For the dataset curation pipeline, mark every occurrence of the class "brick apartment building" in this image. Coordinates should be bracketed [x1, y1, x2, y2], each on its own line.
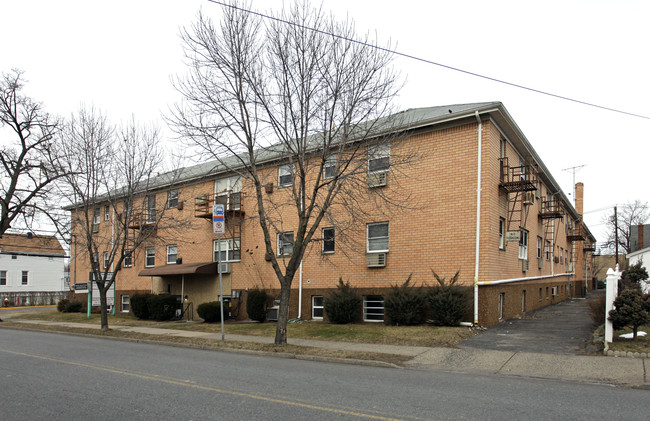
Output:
[68, 102, 596, 327]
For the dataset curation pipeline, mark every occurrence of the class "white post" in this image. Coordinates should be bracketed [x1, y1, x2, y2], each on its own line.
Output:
[604, 265, 621, 345]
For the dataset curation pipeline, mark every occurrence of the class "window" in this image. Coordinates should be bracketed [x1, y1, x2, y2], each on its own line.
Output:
[167, 190, 178, 209]
[498, 293, 505, 320]
[11, 254, 17, 260]
[213, 238, 241, 262]
[312, 296, 324, 319]
[92, 252, 99, 265]
[123, 252, 133, 268]
[322, 228, 335, 254]
[93, 207, 101, 225]
[121, 295, 130, 313]
[518, 229, 528, 260]
[104, 204, 110, 221]
[167, 245, 178, 264]
[145, 247, 155, 267]
[278, 164, 293, 187]
[324, 156, 337, 179]
[0, 271, 6, 286]
[521, 290, 526, 312]
[537, 236, 542, 259]
[559, 247, 564, 264]
[21, 271, 28, 286]
[368, 144, 390, 173]
[277, 232, 293, 256]
[545, 240, 551, 261]
[499, 218, 505, 249]
[103, 251, 109, 269]
[146, 195, 156, 223]
[363, 295, 384, 322]
[215, 176, 242, 210]
[367, 222, 389, 253]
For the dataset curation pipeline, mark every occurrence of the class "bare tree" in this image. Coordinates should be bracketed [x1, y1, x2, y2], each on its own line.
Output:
[602, 200, 649, 254]
[171, 1, 410, 345]
[0, 69, 67, 237]
[58, 106, 174, 330]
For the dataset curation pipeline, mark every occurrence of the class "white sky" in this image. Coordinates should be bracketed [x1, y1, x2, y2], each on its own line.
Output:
[2, 0, 649, 248]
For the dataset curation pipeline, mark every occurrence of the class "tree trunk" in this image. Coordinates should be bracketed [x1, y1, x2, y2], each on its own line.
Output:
[99, 285, 109, 331]
[274, 283, 292, 345]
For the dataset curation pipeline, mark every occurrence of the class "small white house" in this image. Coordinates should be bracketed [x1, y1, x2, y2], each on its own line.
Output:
[0, 233, 67, 306]
[626, 247, 650, 294]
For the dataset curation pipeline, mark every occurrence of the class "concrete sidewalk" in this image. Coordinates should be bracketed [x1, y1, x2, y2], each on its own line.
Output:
[3, 318, 648, 388]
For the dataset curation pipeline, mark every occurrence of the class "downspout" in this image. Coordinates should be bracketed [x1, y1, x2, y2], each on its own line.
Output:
[473, 111, 482, 326]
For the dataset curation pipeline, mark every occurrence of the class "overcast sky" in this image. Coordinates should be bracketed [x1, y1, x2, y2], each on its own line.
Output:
[2, 0, 649, 248]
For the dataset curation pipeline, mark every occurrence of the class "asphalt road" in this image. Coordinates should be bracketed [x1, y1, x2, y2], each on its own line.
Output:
[1, 329, 648, 420]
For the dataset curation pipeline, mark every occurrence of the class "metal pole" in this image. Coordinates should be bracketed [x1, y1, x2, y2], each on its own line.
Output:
[181, 274, 185, 320]
[218, 233, 225, 343]
[614, 206, 619, 266]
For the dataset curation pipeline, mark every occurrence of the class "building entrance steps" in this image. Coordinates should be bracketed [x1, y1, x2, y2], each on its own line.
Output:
[459, 292, 600, 355]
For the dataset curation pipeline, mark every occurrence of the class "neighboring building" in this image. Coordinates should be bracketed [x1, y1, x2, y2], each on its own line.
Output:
[626, 247, 650, 294]
[68, 102, 596, 327]
[630, 224, 650, 253]
[0, 233, 68, 306]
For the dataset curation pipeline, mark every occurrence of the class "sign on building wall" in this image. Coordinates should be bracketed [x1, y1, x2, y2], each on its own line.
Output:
[505, 231, 521, 242]
[89, 272, 115, 306]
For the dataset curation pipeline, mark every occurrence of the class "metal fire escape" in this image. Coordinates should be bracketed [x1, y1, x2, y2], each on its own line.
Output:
[194, 191, 245, 242]
[499, 157, 539, 233]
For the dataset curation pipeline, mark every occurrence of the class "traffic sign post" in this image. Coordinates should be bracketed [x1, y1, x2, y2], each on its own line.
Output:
[213, 204, 226, 342]
[213, 204, 225, 234]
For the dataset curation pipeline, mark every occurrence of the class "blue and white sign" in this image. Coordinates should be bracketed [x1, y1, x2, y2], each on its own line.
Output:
[213, 204, 225, 234]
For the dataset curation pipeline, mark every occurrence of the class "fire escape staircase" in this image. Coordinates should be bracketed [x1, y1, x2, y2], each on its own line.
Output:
[194, 191, 244, 246]
[499, 157, 539, 233]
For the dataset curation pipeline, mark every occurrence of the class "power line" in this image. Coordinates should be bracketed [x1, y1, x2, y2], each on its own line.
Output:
[207, 0, 650, 121]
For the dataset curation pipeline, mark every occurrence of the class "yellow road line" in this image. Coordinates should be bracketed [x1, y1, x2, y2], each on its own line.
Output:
[0, 348, 414, 421]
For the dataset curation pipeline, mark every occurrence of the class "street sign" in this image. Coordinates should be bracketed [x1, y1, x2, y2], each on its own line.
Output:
[213, 204, 225, 234]
[74, 283, 88, 292]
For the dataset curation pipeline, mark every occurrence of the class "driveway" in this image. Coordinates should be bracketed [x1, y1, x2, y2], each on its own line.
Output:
[460, 292, 600, 355]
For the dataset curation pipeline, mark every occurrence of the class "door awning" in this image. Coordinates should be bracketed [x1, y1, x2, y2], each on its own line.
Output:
[138, 262, 217, 277]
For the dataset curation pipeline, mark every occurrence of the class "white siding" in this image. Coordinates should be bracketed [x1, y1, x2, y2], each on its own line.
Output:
[0, 254, 66, 292]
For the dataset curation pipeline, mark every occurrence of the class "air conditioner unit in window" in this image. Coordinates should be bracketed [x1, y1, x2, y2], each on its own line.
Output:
[266, 306, 279, 321]
[538, 257, 544, 269]
[218, 262, 231, 274]
[523, 192, 535, 206]
[367, 171, 387, 188]
[567, 263, 575, 272]
[366, 253, 387, 267]
[554, 256, 560, 264]
[522, 259, 529, 272]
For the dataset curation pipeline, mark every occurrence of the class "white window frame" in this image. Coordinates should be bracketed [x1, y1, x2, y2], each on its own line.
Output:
[215, 176, 242, 210]
[121, 295, 130, 313]
[21, 271, 28, 286]
[323, 156, 337, 179]
[145, 247, 155, 267]
[545, 240, 551, 261]
[498, 292, 505, 320]
[499, 218, 505, 249]
[312, 295, 324, 319]
[363, 295, 384, 322]
[367, 222, 389, 253]
[322, 227, 335, 254]
[167, 189, 178, 209]
[278, 164, 293, 188]
[92, 207, 101, 225]
[104, 204, 110, 221]
[537, 236, 542, 259]
[368, 144, 390, 173]
[518, 229, 528, 260]
[167, 245, 178, 264]
[277, 232, 294, 256]
[145, 195, 156, 223]
[123, 252, 133, 268]
[0, 270, 6, 286]
[213, 238, 241, 262]
[103, 251, 109, 269]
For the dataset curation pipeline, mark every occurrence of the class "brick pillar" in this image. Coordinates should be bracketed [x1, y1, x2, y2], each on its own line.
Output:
[639, 225, 644, 252]
[574, 182, 584, 215]
[574, 183, 585, 292]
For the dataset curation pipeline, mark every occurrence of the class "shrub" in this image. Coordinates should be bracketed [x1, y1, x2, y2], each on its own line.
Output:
[63, 301, 83, 313]
[609, 288, 650, 340]
[57, 299, 69, 312]
[130, 293, 154, 319]
[146, 294, 178, 321]
[197, 301, 222, 323]
[587, 292, 607, 325]
[620, 262, 649, 291]
[427, 270, 470, 326]
[384, 275, 426, 326]
[246, 288, 268, 322]
[324, 279, 361, 324]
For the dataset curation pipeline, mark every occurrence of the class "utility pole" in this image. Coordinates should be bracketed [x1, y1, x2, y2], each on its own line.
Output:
[614, 206, 619, 266]
[562, 165, 586, 205]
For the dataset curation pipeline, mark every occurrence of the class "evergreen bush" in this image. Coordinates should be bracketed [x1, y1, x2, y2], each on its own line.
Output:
[608, 288, 650, 340]
[63, 301, 83, 313]
[130, 293, 153, 319]
[384, 275, 426, 325]
[427, 270, 470, 326]
[57, 299, 69, 312]
[246, 288, 268, 322]
[197, 301, 222, 323]
[324, 279, 361, 324]
[146, 294, 178, 321]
